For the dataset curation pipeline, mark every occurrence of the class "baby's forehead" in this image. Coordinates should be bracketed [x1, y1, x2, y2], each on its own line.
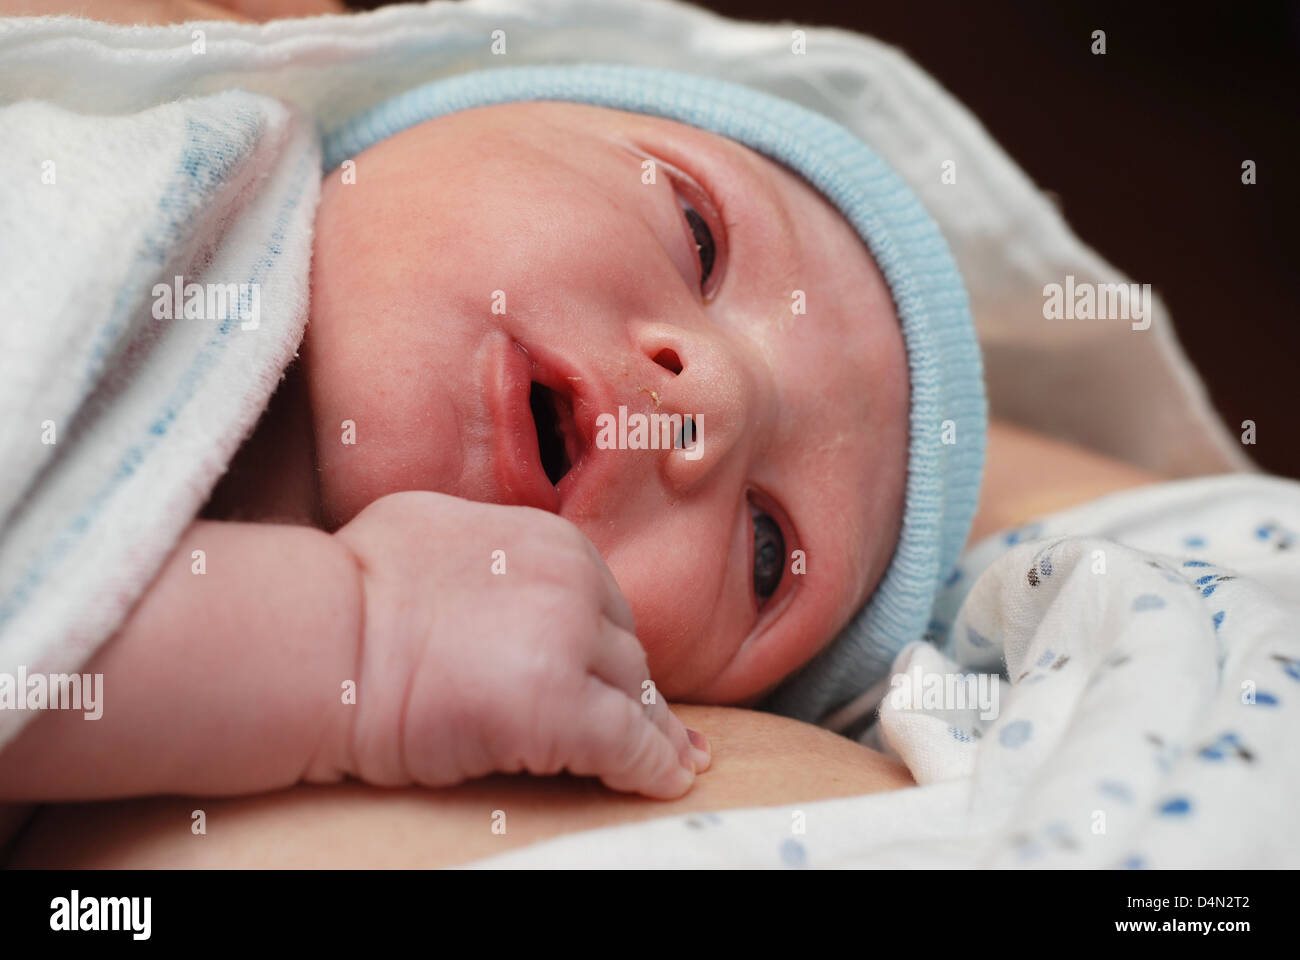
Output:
[414, 99, 784, 177]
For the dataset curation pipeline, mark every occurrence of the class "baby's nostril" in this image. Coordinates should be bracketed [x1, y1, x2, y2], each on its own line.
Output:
[652, 348, 683, 375]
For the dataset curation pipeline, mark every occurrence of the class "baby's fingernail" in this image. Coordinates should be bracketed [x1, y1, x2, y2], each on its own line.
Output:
[685, 728, 711, 772]
[686, 727, 710, 755]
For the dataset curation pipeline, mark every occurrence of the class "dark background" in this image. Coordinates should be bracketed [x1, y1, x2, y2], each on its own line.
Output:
[353, 0, 1300, 477]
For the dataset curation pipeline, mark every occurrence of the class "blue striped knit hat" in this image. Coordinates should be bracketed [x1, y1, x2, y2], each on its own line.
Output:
[322, 63, 987, 725]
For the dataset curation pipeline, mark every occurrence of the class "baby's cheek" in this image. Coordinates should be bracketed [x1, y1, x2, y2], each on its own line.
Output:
[627, 594, 698, 698]
[604, 546, 744, 700]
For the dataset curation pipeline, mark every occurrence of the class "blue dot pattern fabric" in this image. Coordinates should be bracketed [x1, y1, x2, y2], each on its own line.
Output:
[875, 473, 1300, 868]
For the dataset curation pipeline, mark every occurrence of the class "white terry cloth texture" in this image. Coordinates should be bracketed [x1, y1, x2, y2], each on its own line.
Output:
[470, 474, 1300, 867]
[0, 93, 320, 749]
[0, 0, 1252, 751]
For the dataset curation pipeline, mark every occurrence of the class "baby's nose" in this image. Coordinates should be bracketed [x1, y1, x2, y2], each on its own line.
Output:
[630, 325, 751, 496]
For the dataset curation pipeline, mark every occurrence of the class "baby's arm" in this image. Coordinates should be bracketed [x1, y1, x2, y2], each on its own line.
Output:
[0, 520, 361, 800]
[0, 492, 706, 802]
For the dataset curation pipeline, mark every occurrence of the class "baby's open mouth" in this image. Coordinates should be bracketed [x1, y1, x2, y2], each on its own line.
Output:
[492, 337, 597, 514]
[529, 382, 579, 487]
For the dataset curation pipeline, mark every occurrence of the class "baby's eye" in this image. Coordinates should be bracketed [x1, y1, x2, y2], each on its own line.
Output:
[751, 504, 785, 604]
[680, 202, 715, 292]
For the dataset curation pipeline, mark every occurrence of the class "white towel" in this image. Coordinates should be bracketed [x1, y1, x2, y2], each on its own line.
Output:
[0, 90, 319, 748]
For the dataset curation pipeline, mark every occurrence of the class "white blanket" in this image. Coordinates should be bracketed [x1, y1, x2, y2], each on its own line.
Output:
[0, 90, 318, 749]
[472, 474, 1300, 867]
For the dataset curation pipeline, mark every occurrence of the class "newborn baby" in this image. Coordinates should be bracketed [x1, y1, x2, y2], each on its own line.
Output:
[324, 97, 912, 788]
[1, 66, 982, 804]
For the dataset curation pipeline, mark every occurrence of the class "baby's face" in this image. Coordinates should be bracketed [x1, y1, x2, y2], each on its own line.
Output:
[307, 101, 908, 705]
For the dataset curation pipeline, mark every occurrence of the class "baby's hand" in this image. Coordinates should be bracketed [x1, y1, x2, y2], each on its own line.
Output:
[333, 491, 710, 799]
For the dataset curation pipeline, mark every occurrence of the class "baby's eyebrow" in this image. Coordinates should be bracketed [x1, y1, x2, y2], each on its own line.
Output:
[714, 141, 802, 262]
[621, 125, 803, 271]
[610, 138, 668, 178]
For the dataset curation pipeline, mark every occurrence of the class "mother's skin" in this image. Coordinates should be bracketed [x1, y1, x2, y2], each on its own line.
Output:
[3, 421, 1160, 867]
[6, 705, 909, 868]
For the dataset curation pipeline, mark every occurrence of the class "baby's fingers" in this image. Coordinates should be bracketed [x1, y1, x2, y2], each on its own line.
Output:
[581, 539, 636, 635]
[568, 674, 696, 800]
[590, 623, 711, 775]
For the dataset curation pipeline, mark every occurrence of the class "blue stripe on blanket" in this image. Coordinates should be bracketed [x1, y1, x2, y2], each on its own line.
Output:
[0, 120, 310, 631]
[80, 108, 267, 398]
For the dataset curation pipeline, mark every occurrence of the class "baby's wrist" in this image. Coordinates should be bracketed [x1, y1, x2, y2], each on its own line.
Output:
[301, 692, 359, 785]
[299, 533, 369, 785]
